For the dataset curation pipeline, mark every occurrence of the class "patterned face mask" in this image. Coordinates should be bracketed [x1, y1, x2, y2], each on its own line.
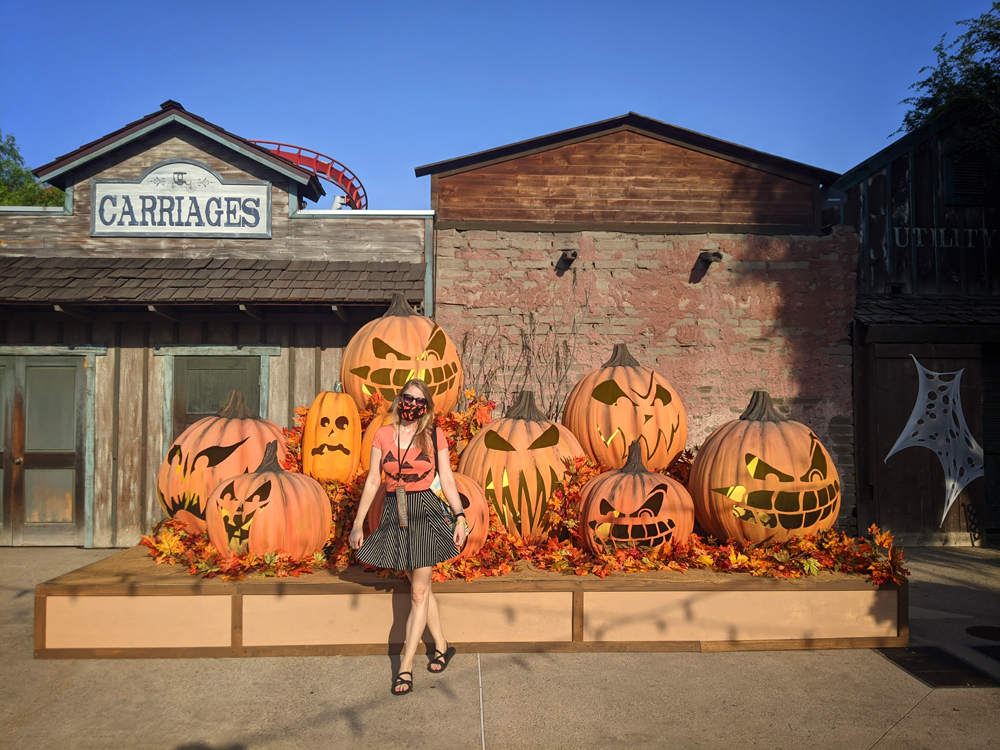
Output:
[398, 395, 429, 422]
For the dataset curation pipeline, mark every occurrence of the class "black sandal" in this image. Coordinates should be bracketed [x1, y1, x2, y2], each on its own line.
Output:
[428, 646, 456, 673]
[392, 671, 413, 695]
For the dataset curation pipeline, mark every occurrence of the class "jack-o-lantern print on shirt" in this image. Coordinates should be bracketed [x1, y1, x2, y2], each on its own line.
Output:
[564, 344, 687, 471]
[458, 391, 584, 541]
[340, 293, 464, 414]
[689, 390, 841, 544]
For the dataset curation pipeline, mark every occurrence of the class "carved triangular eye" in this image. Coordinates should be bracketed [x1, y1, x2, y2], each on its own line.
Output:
[653, 384, 672, 406]
[247, 479, 272, 508]
[599, 499, 616, 515]
[484, 431, 516, 451]
[372, 338, 412, 360]
[592, 380, 634, 406]
[424, 327, 448, 358]
[799, 438, 828, 482]
[528, 425, 561, 450]
[631, 486, 666, 516]
[745, 454, 793, 482]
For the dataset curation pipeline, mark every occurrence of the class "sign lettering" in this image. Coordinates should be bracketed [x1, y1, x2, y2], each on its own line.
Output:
[91, 159, 271, 238]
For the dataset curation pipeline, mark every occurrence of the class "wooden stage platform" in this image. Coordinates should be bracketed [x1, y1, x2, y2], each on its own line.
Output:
[34, 547, 908, 659]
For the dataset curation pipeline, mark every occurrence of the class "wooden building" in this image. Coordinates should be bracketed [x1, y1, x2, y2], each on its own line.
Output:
[0, 101, 433, 547]
[417, 113, 862, 533]
[831, 113, 999, 545]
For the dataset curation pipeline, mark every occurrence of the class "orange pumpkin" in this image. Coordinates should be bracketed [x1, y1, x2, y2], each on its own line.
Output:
[457, 391, 584, 540]
[341, 293, 464, 413]
[363, 473, 490, 561]
[563, 344, 687, 471]
[302, 383, 361, 483]
[360, 411, 394, 473]
[578, 440, 694, 553]
[206, 440, 331, 559]
[156, 390, 288, 534]
[689, 390, 841, 544]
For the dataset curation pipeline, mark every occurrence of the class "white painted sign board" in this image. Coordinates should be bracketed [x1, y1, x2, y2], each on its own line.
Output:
[91, 159, 271, 238]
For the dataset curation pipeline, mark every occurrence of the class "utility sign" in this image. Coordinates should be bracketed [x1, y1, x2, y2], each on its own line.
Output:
[91, 158, 271, 238]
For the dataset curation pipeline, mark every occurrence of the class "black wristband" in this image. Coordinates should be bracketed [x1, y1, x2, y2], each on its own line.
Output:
[454, 512, 466, 518]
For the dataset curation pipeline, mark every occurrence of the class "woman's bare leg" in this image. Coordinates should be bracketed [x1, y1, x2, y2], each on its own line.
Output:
[397, 566, 433, 690]
[426, 590, 448, 668]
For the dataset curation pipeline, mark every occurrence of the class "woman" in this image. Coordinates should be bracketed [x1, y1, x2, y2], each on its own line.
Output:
[350, 379, 469, 696]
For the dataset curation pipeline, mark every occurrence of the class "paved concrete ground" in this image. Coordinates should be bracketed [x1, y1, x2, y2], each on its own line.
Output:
[2, 546, 999, 750]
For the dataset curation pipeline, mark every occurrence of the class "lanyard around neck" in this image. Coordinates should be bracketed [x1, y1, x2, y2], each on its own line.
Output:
[394, 426, 417, 482]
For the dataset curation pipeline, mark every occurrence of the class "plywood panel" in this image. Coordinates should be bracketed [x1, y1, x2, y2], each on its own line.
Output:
[46, 595, 231, 648]
[436, 130, 817, 230]
[115, 323, 146, 546]
[241, 591, 574, 646]
[292, 325, 317, 412]
[583, 590, 897, 642]
[266, 323, 290, 428]
[145, 348, 164, 531]
[319, 323, 346, 392]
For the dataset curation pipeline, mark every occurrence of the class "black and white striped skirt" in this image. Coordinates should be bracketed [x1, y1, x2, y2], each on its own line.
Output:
[356, 489, 458, 571]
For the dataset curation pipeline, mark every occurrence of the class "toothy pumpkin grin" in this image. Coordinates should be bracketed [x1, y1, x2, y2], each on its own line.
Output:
[589, 496, 678, 548]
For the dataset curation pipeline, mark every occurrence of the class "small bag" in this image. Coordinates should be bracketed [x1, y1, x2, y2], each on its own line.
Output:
[430, 429, 455, 526]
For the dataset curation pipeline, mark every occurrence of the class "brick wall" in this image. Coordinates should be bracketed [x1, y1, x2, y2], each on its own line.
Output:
[436, 226, 860, 533]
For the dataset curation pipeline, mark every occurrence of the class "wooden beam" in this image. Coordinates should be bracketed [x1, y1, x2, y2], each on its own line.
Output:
[330, 305, 347, 322]
[239, 304, 265, 323]
[147, 305, 178, 322]
[53, 304, 95, 321]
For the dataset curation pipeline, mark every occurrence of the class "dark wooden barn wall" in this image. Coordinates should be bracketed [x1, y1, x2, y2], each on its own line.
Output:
[434, 130, 818, 232]
[844, 132, 1000, 296]
[0, 318, 349, 547]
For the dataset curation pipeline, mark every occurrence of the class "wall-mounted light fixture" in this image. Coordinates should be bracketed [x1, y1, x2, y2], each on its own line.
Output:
[689, 250, 722, 284]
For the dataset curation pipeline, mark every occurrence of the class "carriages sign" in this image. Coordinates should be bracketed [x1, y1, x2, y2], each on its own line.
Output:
[91, 158, 271, 238]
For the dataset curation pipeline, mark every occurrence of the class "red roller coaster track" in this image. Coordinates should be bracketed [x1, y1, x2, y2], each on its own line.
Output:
[249, 141, 367, 210]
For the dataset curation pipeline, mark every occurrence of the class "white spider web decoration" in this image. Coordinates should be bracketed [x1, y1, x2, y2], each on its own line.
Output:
[885, 355, 984, 527]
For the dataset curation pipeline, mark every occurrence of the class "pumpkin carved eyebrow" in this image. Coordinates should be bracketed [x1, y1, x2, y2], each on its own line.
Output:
[528, 425, 561, 450]
[799, 437, 828, 482]
[484, 431, 516, 451]
[591, 380, 634, 406]
[372, 338, 412, 360]
[653, 384, 673, 406]
[423, 327, 448, 358]
[632, 487, 667, 516]
[194, 438, 249, 469]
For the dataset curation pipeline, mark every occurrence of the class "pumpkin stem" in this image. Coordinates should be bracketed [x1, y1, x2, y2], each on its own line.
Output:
[739, 390, 786, 422]
[255, 440, 284, 473]
[333, 381, 344, 393]
[602, 344, 641, 368]
[216, 390, 258, 420]
[384, 292, 419, 318]
[621, 440, 648, 474]
[505, 391, 548, 422]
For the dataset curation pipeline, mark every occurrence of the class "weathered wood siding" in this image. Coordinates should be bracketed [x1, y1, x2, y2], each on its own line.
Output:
[0, 318, 358, 547]
[434, 130, 819, 232]
[0, 123, 426, 262]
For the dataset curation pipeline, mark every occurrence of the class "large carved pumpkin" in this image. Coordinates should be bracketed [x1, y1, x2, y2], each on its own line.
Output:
[156, 390, 288, 534]
[579, 440, 694, 553]
[563, 344, 687, 471]
[689, 391, 841, 544]
[360, 411, 394, 473]
[302, 383, 361, 483]
[364, 472, 490, 562]
[206, 441, 332, 559]
[341, 293, 464, 413]
[458, 391, 584, 540]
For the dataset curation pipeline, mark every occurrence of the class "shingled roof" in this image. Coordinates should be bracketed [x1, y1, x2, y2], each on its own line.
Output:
[855, 295, 1000, 325]
[0, 257, 424, 305]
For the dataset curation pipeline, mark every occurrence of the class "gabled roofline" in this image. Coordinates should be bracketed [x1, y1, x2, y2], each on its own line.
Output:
[414, 112, 840, 185]
[33, 100, 325, 202]
[831, 110, 961, 191]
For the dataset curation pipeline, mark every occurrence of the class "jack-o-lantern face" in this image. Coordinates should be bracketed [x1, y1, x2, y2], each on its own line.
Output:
[206, 441, 331, 559]
[690, 390, 841, 544]
[458, 391, 584, 540]
[563, 345, 687, 471]
[712, 434, 840, 532]
[302, 386, 361, 484]
[579, 440, 695, 553]
[156, 391, 287, 534]
[341, 293, 464, 413]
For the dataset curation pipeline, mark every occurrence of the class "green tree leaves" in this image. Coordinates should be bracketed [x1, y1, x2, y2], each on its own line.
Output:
[0, 130, 65, 207]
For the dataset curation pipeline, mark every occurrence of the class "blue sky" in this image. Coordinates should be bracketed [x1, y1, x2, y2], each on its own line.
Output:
[1, 1, 993, 209]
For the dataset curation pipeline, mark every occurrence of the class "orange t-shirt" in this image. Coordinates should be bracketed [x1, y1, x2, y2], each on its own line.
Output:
[372, 425, 448, 491]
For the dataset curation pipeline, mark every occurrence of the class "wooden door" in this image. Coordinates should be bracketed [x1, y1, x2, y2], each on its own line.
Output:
[869, 344, 983, 540]
[172, 356, 261, 441]
[1, 356, 86, 546]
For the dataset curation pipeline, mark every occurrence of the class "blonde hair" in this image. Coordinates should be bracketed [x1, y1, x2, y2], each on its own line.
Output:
[390, 379, 436, 456]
